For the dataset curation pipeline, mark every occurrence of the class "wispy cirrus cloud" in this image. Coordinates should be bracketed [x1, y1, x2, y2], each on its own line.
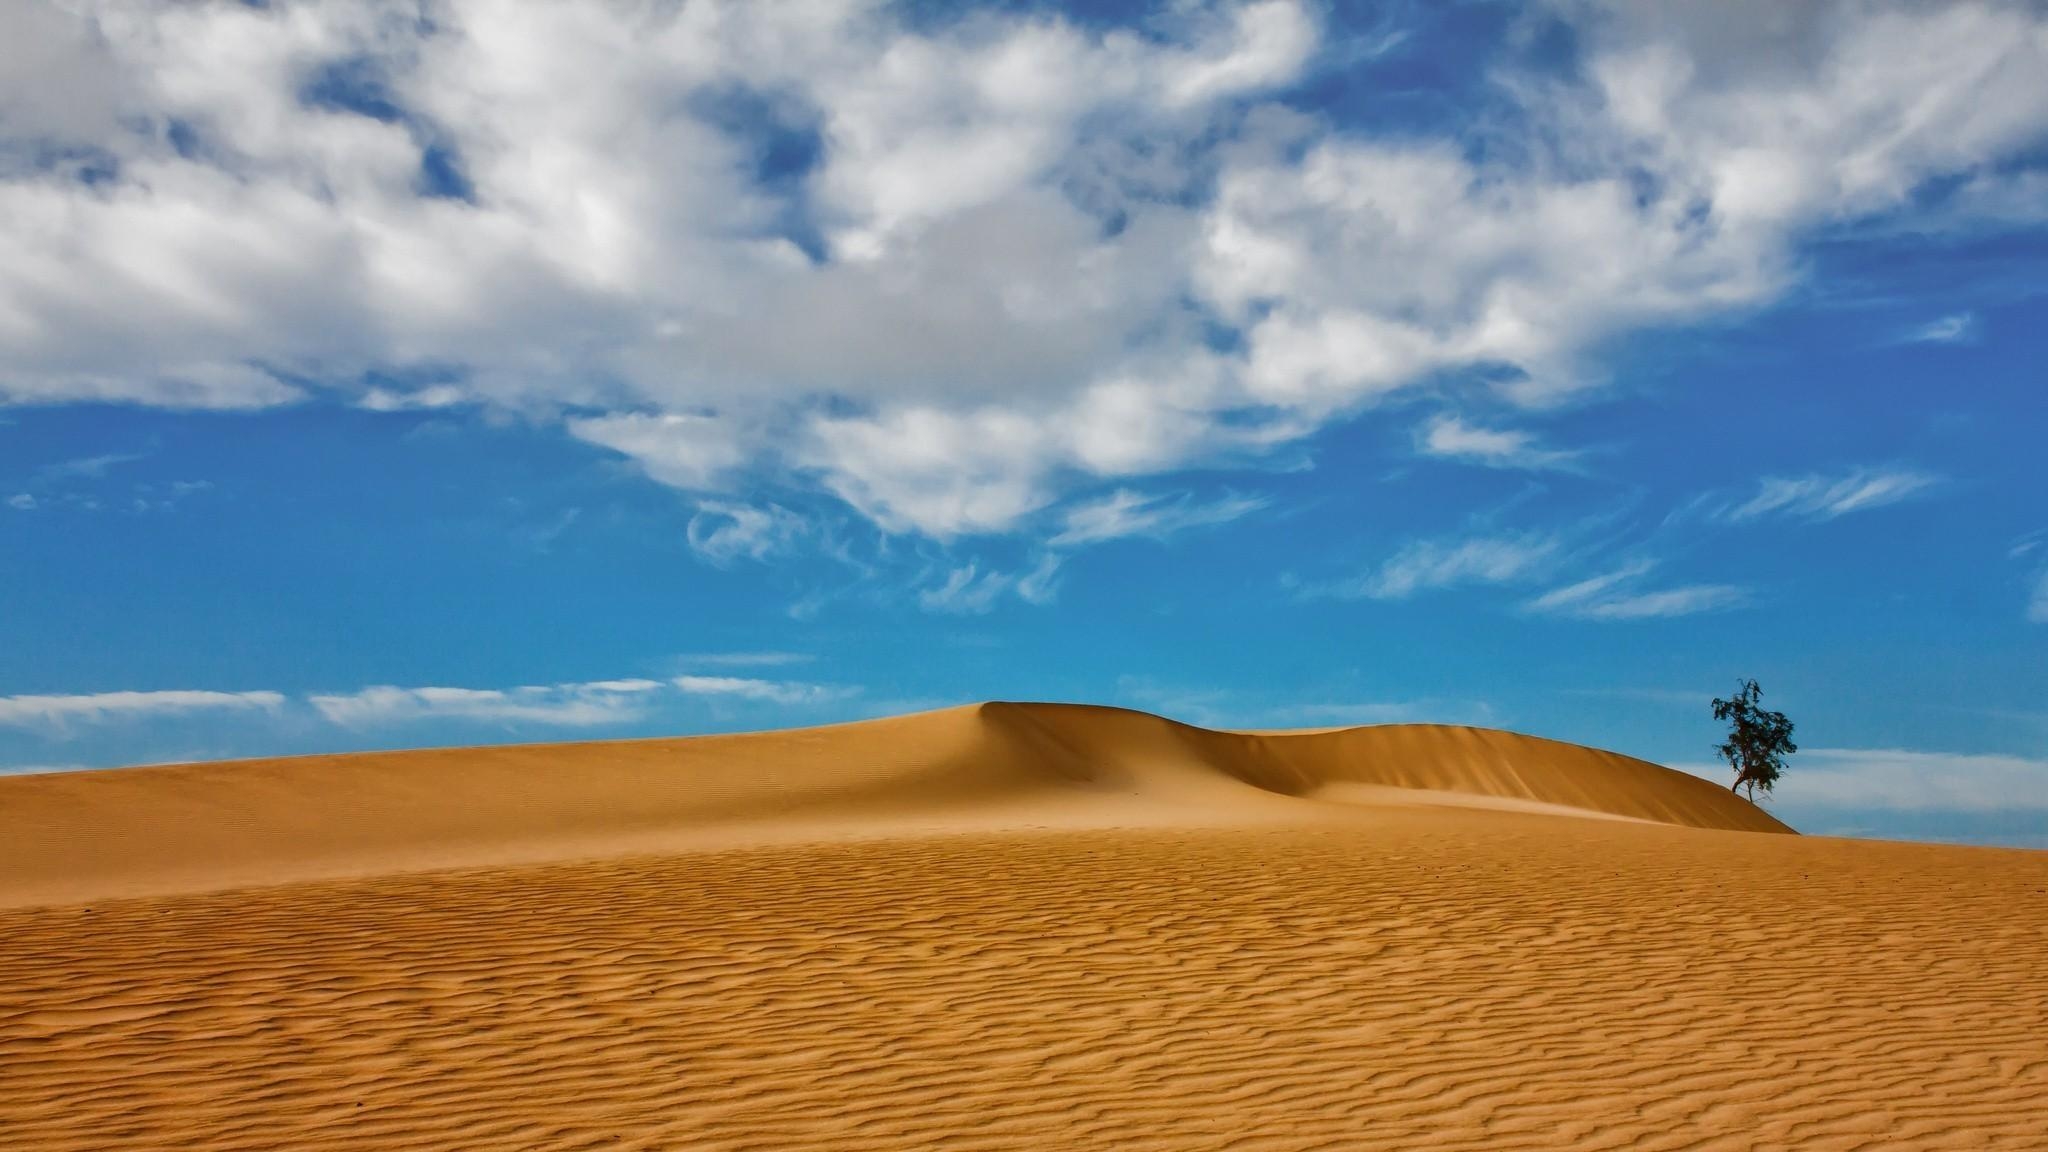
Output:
[675, 651, 815, 669]
[1898, 312, 1980, 345]
[34, 452, 148, 483]
[1526, 561, 1749, 621]
[1049, 489, 1265, 547]
[0, 689, 286, 731]
[672, 676, 855, 705]
[2, 673, 861, 739]
[917, 554, 1062, 614]
[309, 680, 669, 728]
[685, 501, 815, 566]
[1714, 467, 1942, 523]
[1336, 532, 1560, 600]
[1116, 674, 1494, 731]
[310, 674, 862, 726]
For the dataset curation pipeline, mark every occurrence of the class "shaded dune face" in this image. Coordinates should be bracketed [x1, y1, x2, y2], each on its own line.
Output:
[0, 702, 1782, 907]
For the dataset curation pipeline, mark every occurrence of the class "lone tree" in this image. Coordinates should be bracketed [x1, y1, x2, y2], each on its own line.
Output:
[1712, 679, 1797, 802]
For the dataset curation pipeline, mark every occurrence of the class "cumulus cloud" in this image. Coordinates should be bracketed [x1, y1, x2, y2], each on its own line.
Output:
[2, 1, 2045, 539]
[572, 412, 750, 492]
[1718, 467, 1941, 522]
[1526, 561, 1749, 620]
[0, 689, 286, 730]
[356, 384, 471, 412]
[1415, 415, 1582, 472]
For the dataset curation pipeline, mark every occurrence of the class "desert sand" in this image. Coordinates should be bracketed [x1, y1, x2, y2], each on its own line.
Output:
[2, 702, 2044, 1149]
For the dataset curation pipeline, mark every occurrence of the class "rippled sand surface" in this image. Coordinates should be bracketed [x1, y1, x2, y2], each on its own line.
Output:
[3, 704, 2043, 1149]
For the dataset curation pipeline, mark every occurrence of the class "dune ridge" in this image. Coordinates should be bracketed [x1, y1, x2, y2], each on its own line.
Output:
[0, 702, 1782, 907]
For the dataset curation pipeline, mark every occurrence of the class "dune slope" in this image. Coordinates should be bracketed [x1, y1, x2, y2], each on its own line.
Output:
[5, 704, 2042, 1150]
[0, 702, 1782, 905]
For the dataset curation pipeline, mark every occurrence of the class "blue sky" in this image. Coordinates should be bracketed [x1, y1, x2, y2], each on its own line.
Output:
[2, 0, 2045, 847]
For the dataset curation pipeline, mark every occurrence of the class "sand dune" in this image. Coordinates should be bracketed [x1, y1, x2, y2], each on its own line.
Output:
[0, 703, 1783, 906]
[3, 704, 2043, 1149]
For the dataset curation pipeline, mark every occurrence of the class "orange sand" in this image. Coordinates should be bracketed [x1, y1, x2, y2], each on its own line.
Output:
[2, 703, 2043, 1149]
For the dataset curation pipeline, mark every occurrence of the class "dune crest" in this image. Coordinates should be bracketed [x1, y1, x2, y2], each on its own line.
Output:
[1, 702, 1780, 907]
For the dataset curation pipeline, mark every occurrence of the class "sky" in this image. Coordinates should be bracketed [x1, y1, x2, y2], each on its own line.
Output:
[2, 0, 2045, 848]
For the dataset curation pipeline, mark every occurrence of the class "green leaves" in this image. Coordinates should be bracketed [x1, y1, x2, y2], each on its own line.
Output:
[1712, 679, 1798, 802]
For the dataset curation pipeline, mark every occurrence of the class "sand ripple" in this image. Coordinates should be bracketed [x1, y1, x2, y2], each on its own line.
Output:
[4, 812, 2044, 1150]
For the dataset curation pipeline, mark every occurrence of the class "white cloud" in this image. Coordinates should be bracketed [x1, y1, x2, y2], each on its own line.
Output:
[36, 452, 146, 482]
[1546, 583, 1748, 621]
[309, 679, 664, 728]
[1720, 467, 1941, 522]
[1, 1, 2044, 542]
[1344, 533, 1558, 600]
[675, 651, 814, 668]
[573, 413, 750, 492]
[1116, 674, 1492, 730]
[1673, 747, 2048, 813]
[684, 500, 812, 565]
[1266, 701, 1427, 727]
[1900, 312, 1979, 345]
[672, 675, 854, 705]
[0, 762, 95, 777]
[1527, 560, 1749, 620]
[1416, 415, 1581, 472]
[0, 673, 859, 739]
[806, 405, 1057, 538]
[2028, 568, 2048, 624]
[918, 554, 1062, 614]
[0, 689, 285, 730]
[359, 384, 471, 412]
[1050, 489, 1264, 547]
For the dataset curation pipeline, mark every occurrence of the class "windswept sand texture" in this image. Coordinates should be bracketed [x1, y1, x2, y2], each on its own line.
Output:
[3, 703, 2045, 1149]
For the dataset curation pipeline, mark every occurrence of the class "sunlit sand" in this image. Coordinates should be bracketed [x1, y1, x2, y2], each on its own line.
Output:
[3, 703, 2043, 1148]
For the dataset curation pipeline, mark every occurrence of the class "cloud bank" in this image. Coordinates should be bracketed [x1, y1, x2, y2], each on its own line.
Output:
[3, 0, 2045, 544]
[4, 674, 854, 736]
[1676, 748, 2048, 815]
[0, 689, 286, 730]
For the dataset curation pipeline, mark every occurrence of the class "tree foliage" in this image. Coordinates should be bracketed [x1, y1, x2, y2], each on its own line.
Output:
[1712, 679, 1797, 802]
